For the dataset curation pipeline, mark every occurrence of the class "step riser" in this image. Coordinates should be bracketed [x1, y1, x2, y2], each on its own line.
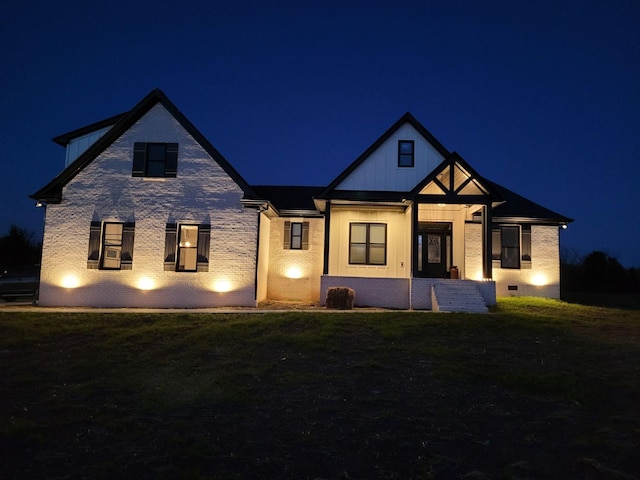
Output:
[432, 283, 488, 313]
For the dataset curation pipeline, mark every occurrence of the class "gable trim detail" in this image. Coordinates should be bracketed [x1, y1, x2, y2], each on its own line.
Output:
[410, 152, 502, 203]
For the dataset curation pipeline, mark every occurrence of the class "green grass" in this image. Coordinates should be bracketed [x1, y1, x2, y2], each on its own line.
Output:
[1, 298, 639, 479]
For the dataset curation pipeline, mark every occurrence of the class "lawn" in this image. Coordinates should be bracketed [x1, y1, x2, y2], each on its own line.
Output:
[1, 298, 639, 479]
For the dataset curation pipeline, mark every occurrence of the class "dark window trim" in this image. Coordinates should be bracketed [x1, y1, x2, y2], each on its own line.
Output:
[492, 224, 524, 270]
[398, 140, 415, 168]
[165, 223, 210, 272]
[132, 142, 178, 178]
[176, 224, 200, 272]
[290, 222, 303, 250]
[283, 221, 309, 250]
[100, 222, 124, 270]
[87, 221, 135, 271]
[349, 222, 387, 265]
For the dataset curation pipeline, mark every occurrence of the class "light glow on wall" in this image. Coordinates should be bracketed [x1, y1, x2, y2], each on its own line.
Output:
[137, 276, 156, 290]
[61, 275, 80, 289]
[531, 273, 548, 286]
[285, 265, 303, 279]
[213, 279, 233, 293]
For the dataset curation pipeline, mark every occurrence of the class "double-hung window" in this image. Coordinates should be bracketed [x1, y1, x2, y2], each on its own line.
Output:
[132, 142, 178, 178]
[164, 223, 211, 272]
[349, 223, 387, 265]
[87, 221, 135, 270]
[283, 221, 309, 250]
[492, 225, 532, 269]
[398, 140, 414, 167]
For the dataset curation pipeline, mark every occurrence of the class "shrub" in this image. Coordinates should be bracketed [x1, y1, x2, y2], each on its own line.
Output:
[325, 287, 355, 310]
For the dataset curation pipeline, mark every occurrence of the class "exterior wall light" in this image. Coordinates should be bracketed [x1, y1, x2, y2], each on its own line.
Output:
[285, 265, 303, 279]
[61, 275, 80, 289]
[531, 274, 548, 286]
[213, 279, 232, 293]
[137, 277, 155, 290]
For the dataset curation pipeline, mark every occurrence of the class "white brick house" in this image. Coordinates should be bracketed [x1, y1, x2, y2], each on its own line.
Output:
[31, 90, 571, 310]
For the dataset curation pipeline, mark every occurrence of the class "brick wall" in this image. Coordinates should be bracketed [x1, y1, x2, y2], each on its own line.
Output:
[39, 104, 258, 307]
[320, 276, 410, 309]
[266, 217, 324, 302]
[493, 225, 560, 298]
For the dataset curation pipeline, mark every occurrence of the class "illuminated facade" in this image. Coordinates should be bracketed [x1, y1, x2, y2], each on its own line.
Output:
[32, 90, 571, 310]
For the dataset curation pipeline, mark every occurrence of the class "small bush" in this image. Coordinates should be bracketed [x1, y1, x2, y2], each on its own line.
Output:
[325, 287, 355, 310]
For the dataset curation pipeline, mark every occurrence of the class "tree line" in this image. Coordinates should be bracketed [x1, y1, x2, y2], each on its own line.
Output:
[561, 249, 640, 293]
[0, 225, 42, 270]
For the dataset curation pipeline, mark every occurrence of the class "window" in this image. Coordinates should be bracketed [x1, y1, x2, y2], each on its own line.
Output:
[283, 221, 309, 250]
[398, 140, 414, 167]
[132, 142, 178, 178]
[164, 223, 210, 272]
[492, 225, 524, 269]
[349, 223, 387, 265]
[87, 221, 135, 270]
[178, 225, 198, 271]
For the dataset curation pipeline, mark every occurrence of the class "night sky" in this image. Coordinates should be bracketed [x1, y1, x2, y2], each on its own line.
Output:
[2, 1, 638, 267]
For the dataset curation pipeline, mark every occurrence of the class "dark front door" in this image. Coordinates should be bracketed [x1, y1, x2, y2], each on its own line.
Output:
[416, 223, 451, 278]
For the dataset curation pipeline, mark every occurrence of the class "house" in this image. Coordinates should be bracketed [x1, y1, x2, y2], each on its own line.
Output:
[31, 89, 572, 310]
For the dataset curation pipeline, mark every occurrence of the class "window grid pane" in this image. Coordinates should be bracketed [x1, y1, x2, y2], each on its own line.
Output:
[178, 225, 199, 271]
[290, 222, 302, 249]
[349, 223, 386, 265]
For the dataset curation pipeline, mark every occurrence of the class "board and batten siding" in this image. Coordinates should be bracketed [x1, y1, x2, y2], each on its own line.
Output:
[327, 206, 411, 278]
[39, 103, 258, 308]
[336, 123, 446, 192]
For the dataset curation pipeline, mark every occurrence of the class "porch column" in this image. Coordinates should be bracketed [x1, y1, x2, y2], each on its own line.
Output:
[323, 202, 331, 275]
[483, 203, 493, 279]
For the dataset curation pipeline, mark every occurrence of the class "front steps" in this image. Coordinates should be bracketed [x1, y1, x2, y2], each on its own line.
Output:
[431, 281, 489, 313]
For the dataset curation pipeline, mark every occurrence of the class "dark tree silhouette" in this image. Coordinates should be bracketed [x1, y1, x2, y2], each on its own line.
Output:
[561, 249, 640, 294]
[0, 225, 42, 270]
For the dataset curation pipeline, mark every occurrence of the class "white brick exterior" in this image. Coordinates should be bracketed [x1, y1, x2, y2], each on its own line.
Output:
[465, 222, 561, 299]
[492, 225, 561, 298]
[39, 104, 258, 307]
[36, 98, 565, 310]
[266, 217, 324, 302]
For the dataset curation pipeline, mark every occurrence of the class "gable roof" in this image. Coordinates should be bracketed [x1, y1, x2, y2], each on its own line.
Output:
[31, 89, 258, 204]
[320, 112, 451, 196]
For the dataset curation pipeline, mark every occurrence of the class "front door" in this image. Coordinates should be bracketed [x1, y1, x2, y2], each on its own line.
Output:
[416, 223, 451, 278]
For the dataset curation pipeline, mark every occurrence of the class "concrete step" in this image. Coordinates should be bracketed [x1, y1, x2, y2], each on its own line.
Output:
[432, 282, 488, 313]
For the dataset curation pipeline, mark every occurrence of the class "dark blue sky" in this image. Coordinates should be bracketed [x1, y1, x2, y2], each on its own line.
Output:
[2, 1, 639, 267]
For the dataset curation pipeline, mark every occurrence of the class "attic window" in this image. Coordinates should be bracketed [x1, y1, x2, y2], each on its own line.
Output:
[398, 140, 414, 168]
[132, 142, 178, 178]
